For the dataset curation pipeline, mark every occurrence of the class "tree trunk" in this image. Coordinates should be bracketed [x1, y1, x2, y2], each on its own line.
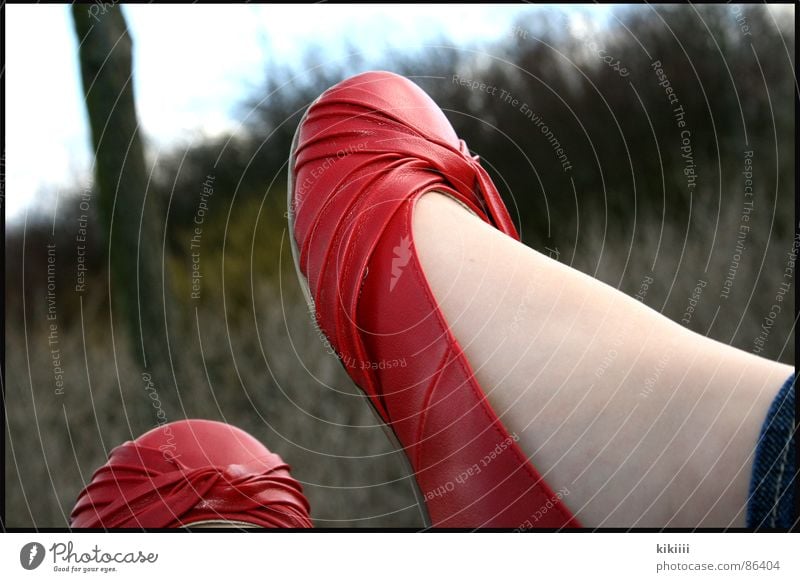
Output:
[72, 5, 180, 398]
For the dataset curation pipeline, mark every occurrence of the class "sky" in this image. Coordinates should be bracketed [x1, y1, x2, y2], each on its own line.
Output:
[4, 4, 615, 222]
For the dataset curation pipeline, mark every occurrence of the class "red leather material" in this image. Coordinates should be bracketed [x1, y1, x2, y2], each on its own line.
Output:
[292, 71, 579, 527]
[70, 419, 313, 528]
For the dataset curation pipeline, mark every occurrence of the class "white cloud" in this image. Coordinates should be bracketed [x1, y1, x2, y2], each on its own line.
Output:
[3, 4, 562, 221]
[5, 5, 91, 220]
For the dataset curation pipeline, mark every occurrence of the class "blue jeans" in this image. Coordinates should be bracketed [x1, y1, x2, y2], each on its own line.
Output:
[746, 374, 796, 528]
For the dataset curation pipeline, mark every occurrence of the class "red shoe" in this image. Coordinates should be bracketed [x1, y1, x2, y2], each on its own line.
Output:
[289, 71, 579, 528]
[70, 419, 313, 528]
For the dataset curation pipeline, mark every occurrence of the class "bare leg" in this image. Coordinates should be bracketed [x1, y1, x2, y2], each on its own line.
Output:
[413, 191, 792, 527]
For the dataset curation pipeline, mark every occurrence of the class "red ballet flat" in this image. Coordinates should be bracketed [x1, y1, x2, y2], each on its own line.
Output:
[289, 71, 579, 528]
[70, 419, 313, 528]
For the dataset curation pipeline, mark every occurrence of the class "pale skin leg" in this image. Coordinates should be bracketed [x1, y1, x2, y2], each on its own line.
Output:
[413, 191, 792, 527]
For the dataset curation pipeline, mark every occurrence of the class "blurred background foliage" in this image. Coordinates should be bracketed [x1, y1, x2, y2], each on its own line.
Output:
[5, 4, 795, 527]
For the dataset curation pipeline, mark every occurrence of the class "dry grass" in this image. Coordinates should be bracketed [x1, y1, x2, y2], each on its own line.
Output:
[564, 190, 795, 365]
[5, 271, 425, 527]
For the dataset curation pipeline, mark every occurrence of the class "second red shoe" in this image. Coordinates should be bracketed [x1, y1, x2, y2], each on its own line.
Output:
[71, 419, 313, 528]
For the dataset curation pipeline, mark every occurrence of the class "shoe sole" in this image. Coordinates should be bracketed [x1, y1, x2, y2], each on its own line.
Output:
[287, 104, 433, 528]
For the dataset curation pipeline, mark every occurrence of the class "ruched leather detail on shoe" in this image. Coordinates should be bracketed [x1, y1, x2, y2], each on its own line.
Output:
[71, 420, 313, 528]
[291, 71, 579, 528]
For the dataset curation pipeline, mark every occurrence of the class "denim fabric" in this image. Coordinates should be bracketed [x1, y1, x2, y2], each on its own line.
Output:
[746, 374, 796, 528]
